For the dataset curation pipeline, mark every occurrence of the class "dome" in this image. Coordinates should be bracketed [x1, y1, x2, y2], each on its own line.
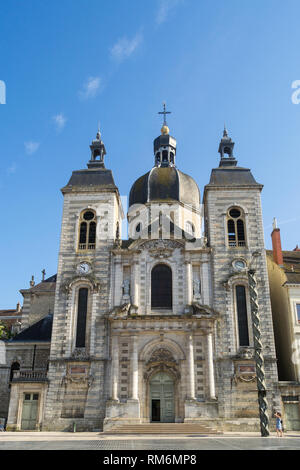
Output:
[129, 166, 200, 208]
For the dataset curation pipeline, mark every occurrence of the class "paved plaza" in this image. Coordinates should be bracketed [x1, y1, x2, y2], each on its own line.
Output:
[0, 432, 300, 450]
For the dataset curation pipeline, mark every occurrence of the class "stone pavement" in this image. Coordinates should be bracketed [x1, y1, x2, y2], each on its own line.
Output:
[0, 432, 300, 450]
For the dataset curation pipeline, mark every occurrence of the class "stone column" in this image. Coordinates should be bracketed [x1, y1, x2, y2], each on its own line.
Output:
[111, 335, 119, 401]
[114, 256, 122, 306]
[185, 261, 192, 306]
[132, 336, 139, 400]
[206, 330, 216, 400]
[131, 261, 139, 308]
[188, 334, 195, 399]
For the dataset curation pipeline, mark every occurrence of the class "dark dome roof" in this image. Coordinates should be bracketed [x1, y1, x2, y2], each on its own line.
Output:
[129, 167, 200, 207]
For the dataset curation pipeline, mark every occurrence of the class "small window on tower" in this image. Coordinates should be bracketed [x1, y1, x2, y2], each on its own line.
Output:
[227, 207, 246, 248]
[78, 210, 96, 251]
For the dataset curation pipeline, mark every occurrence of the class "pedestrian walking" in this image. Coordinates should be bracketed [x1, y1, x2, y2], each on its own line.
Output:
[274, 411, 283, 437]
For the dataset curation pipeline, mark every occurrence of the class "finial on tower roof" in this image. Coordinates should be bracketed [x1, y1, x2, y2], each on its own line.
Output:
[223, 123, 228, 138]
[158, 102, 171, 134]
[96, 122, 101, 140]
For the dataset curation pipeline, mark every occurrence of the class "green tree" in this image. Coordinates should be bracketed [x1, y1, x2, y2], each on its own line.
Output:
[0, 321, 13, 340]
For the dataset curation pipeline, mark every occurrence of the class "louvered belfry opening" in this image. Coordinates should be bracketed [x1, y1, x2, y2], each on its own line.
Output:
[151, 264, 172, 309]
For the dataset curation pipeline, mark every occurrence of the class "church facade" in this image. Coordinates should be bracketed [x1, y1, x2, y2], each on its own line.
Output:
[2, 120, 282, 432]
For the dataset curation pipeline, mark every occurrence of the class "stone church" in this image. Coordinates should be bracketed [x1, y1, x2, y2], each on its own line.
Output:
[0, 116, 282, 432]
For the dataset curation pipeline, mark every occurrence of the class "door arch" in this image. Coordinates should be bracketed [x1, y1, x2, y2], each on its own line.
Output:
[150, 372, 175, 422]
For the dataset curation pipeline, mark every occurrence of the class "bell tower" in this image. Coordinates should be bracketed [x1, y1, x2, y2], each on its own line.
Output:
[203, 127, 281, 425]
[154, 103, 177, 167]
[218, 126, 237, 166]
[88, 126, 107, 169]
[43, 127, 124, 431]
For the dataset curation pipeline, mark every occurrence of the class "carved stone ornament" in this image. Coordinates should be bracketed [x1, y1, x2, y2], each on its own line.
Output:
[144, 348, 180, 381]
[146, 348, 176, 365]
[61, 371, 94, 388]
[144, 363, 180, 381]
[61, 275, 101, 294]
[142, 239, 182, 259]
[109, 303, 131, 318]
[71, 347, 90, 361]
[222, 272, 248, 291]
[232, 363, 256, 384]
[236, 347, 254, 359]
[191, 302, 218, 317]
[232, 373, 256, 384]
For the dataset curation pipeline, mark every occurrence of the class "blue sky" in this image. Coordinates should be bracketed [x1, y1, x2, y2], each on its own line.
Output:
[1, 0, 300, 308]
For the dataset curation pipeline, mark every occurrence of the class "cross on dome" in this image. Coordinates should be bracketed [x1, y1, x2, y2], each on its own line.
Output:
[158, 102, 171, 135]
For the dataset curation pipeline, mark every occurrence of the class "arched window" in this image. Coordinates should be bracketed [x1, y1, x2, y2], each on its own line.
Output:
[151, 264, 172, 309]
[235, 285, 250, 346]
[10, 361, 20, 382]
[75, 288, 88, 348]
[78, 210, 96, 250]
[227, 207, 246, 247]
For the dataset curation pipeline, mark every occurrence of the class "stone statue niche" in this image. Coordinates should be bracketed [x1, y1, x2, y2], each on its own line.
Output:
[193, 279, 201, 300]
[122, 278, 131, 302]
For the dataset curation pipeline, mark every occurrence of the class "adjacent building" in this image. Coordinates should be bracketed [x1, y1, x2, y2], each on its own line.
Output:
[267, 222, 300, 430]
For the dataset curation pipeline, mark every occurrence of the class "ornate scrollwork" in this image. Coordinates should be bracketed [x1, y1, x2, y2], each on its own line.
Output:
[142, 239, 182, 259]
[144, 347, 180, 381]
[146, 348, 176, 365]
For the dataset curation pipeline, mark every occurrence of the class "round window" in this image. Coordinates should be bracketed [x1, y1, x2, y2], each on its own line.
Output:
[83, 211, 95, 221]
[229, 208, 241, 218]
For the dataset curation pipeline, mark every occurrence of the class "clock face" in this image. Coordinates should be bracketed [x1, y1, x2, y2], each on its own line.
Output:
[233, 260, 246, 271]
[77, 262, 90, 275]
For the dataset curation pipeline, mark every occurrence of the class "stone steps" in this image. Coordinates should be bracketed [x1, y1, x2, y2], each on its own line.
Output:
[104, 423, 222, 435]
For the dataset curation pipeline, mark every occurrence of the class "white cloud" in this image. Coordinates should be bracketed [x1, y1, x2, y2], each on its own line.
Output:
[156, 0, 183, 25]
[53, 113, 67, 131]
[79, 76, 102, 100]
[24, 141, 40, 155]
[110, 33, 142, 62]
